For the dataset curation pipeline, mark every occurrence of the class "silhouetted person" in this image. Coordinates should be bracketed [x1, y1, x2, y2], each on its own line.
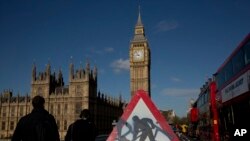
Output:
[12, 95, 60, 141]
[65, 109, 97, 141]
[132, 115, 155, 141]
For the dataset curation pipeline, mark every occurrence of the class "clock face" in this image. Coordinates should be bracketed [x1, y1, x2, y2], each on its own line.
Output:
[133, 49, 144, 61]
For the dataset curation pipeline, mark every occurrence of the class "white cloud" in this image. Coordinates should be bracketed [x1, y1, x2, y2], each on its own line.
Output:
[170, 77, 182, 82]
[111, 58, 129, 73]
[90, 47, 114, 54]
[154, 20, 179, 32]
[161, 88, 199, 97]
[104, 47, 114, 53]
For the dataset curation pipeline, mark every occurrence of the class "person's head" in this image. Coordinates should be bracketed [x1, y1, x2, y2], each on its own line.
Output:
[32, 95, 45, 109]
[191, 102, 197, 108]
[132, 115, 139, 121]
[80, 109, 90, 119]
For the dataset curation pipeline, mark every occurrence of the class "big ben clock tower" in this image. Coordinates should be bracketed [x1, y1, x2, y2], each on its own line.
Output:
[130, 10, 151, 98]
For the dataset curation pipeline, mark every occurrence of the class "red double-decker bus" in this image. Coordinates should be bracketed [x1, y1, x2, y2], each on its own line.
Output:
[214, 33, 250, 140]
[190, 33, 250, 140]
[192, 78, 220, 141]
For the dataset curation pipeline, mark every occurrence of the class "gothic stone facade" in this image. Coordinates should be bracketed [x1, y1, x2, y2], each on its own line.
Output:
[0, 62, 124, 140]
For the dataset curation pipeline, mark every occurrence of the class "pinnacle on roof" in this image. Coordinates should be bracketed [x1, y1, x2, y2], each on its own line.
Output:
[136, 6, 143, 27]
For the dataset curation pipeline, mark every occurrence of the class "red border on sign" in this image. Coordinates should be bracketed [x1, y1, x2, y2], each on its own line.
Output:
[107, 90, 179, 141]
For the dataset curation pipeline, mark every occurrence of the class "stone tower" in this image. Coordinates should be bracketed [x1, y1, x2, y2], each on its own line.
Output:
[129, 9, 151, 98]
[31, 63, 52, 98]
[68, 61, 97, 110]
[31, 62, 64, 98]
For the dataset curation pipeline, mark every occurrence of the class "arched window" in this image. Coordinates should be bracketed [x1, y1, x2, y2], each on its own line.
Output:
[37, 87, 43, 96]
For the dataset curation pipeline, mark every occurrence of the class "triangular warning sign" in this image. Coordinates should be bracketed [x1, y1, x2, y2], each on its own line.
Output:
[107, 90, 179, 141]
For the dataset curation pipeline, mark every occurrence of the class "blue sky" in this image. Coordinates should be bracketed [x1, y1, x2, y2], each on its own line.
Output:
[0, 0, 250, 117]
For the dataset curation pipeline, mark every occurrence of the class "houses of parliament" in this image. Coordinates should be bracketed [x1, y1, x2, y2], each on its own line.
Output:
[0, 61, 124, 139]
[0, 9, 151, 140]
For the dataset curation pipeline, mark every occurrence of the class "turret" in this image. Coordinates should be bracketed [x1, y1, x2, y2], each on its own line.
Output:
[57, 69, 64, 86]
[86, 61, 90, 74]
[69, 63, 74, 80]
[46, 63, 51, 81]
[31, 62, 53, 98]
[93, 65, 97, 81]
[32, 63, 36, 81]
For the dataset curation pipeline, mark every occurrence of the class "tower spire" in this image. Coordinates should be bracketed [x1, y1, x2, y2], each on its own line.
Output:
[136, 5, 143, 27]
[132, 5, 146, 42]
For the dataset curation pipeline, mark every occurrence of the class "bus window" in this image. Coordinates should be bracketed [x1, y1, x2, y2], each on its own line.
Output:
[216, 71, 225, 90]
[244, 40, 250, 65]
[232, 49, 245, 74]
[224, 61, 233, 83]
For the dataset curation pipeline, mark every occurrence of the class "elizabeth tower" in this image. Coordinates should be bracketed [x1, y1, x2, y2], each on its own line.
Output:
[129, 10, 151, 98]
